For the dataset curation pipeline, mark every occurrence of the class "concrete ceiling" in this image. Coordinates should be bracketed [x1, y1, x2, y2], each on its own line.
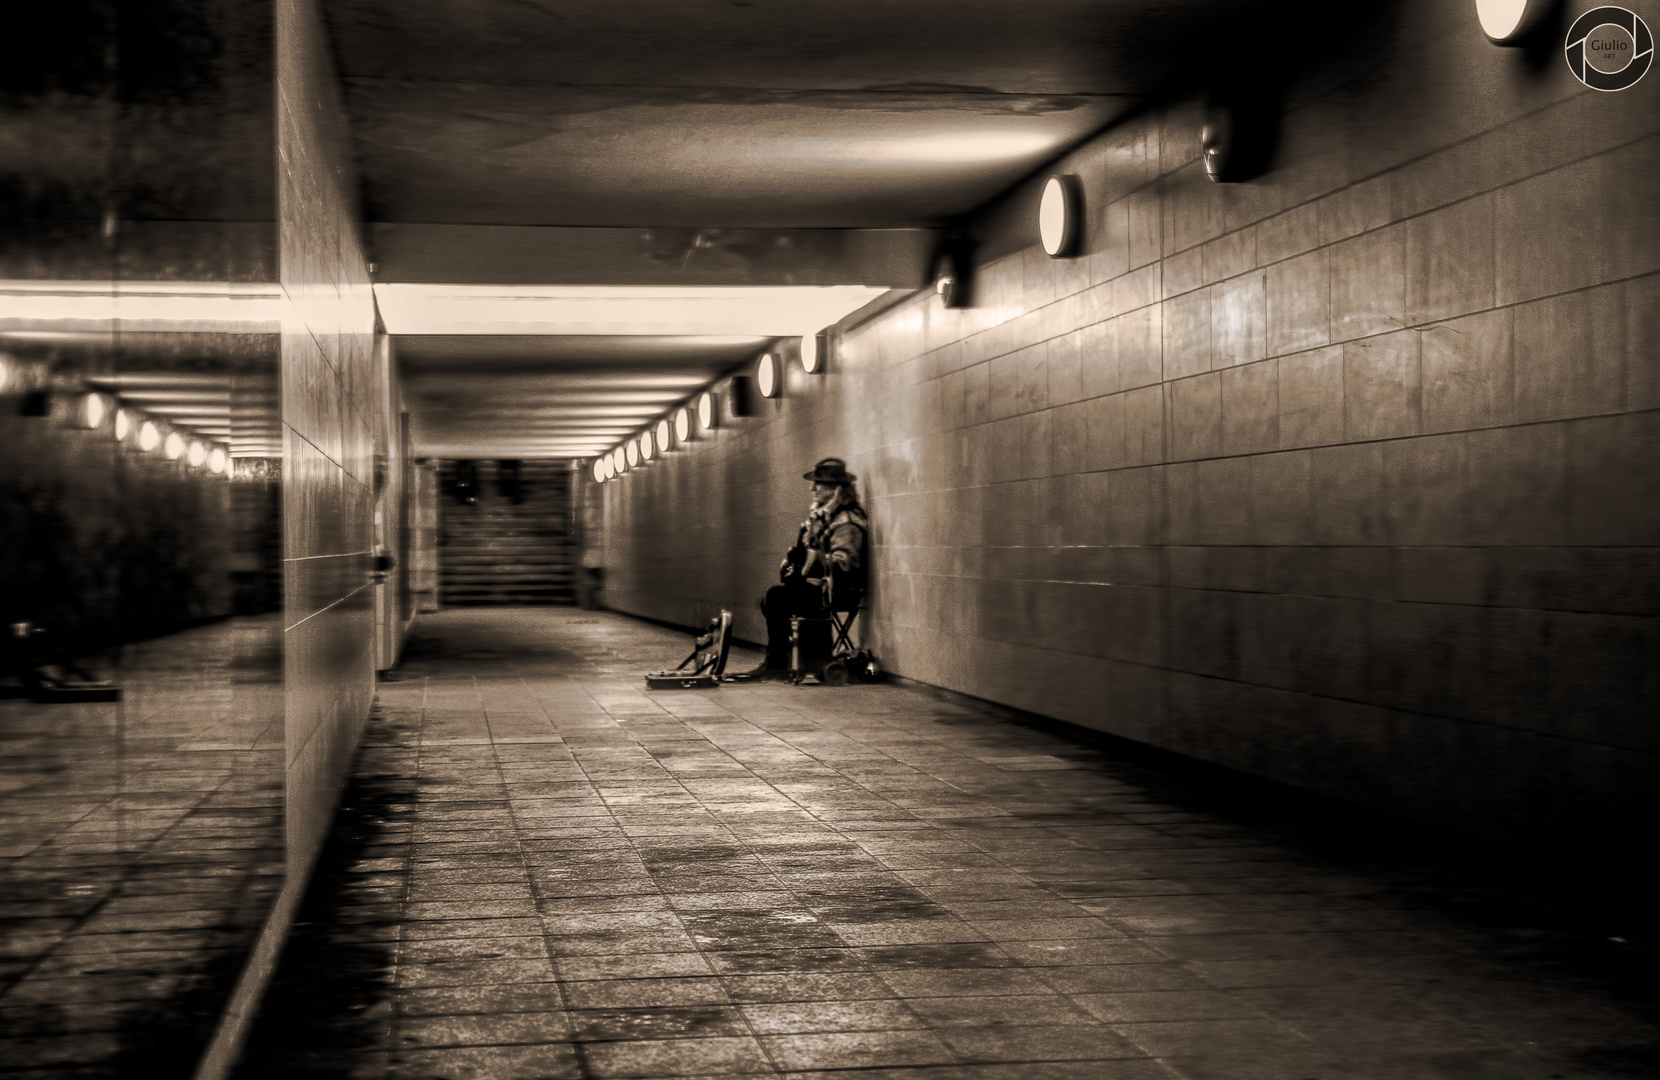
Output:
[325, 0, 1219, 229]
[323, 0, 1252, 458]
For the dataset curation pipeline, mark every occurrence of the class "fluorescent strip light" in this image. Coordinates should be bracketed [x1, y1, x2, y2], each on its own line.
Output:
[375, 284, 889, 336]
[846, 130, 1059, 163]
[0, 281, 283, 332]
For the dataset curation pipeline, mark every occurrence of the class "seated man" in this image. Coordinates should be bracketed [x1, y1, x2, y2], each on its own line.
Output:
[740, 457, 867, 679]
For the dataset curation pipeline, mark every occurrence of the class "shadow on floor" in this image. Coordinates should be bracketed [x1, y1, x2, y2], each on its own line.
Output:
[232, 707, 419, 1079]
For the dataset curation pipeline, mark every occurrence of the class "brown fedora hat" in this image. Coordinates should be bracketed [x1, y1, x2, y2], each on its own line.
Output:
[803, 457, 856, 484]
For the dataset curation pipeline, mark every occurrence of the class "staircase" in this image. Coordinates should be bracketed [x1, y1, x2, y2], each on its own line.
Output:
[437, 460, 574, 606]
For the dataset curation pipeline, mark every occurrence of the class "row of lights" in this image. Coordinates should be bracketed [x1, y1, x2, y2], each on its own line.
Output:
[6, 354, 225, 473]
[593, 388, 716, 483]
[593, 333, 824, 484]
[587, 168, 1083, 464]
[591, 172, 1075, 474]
[89, 390, 230, 474]
[591, 169, 1076, 469]
[6, 355, 229, 471]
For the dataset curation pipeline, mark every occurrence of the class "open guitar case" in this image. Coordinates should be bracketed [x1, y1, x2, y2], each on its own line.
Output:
[644, 610, 733, 690]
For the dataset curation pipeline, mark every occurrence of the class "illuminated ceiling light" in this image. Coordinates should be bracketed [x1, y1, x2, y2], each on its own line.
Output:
[1039, 175, 1082, 258]
[81, 392, 107, 429]
[138, 420, 161, 451]
[675, 407, 691, 443]
[208, 446, 228, 474]
[625, 440, 639, 468]
[1477, 0, 1549, 42]
[757, 352, 780, 399]
[0, 280, 285, 332]
[697, 391, 717, 431]
[187, 441, 206, 467]
[164, 431, 185, 460]
[114, 409, 132, 441]
[847, 130, 1057, 163]
[592, 458, 606, 483]
[656, 418, 672, 452]
[372, 284, 888, 337]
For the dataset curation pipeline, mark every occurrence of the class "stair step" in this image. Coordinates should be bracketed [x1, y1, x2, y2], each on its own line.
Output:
[436, 458, 576, 608]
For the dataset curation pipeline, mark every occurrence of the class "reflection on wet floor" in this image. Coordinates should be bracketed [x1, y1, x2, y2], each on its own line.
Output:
[238, 608, 1657, 1080]
[0, 615, 284, 1077]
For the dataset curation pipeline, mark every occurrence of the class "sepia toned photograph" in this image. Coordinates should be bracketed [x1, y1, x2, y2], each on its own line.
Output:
[1, 1, 1655, 1077]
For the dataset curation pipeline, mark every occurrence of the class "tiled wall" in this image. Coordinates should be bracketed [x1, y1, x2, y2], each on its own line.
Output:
[277, 0, 382, 875]
[600, 0, 1658, 852]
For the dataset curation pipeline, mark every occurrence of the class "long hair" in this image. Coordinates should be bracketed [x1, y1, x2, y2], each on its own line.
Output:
[831, 480, 861, 515]
[814, 480, 861, 522]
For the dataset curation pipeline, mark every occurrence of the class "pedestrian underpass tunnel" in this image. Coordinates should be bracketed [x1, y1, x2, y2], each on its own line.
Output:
[1, 1, 1655, 1077]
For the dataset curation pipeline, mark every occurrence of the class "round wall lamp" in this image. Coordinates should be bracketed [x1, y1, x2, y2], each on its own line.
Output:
[625, 440, 640, 468]
[138, 420, 161, 451]
[1477, 0, 1553, 43]
[675, 407, 692, 443]
[187, 441, 206, 467]
[697, 391, 717, 431]
[81, 393, 107, 429]
[209, 447, 228, 474]
[640, 432, 655, 461]
[757, 352, 781, 398]
[612, 447, 627, 474]
[800, 333, 822, 374]
[592, 458, 606, 483]
[164, 431, 185, 460]
[114, 409, 132, 441]
[0, 354, 13, 392]
[656, 418, 673, 452]
[602, 453, 616, 479]
[1039, 174, 1083, 258]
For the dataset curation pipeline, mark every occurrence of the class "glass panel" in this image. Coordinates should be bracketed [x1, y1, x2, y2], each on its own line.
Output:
[0, 3, 279, 1071]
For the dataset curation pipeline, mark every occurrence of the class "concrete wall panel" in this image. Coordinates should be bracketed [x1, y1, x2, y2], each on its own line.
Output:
[277, 0, 382, 878]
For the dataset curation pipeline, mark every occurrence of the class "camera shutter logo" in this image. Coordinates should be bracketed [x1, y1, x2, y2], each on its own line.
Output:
[1566, 6, 1651, 90]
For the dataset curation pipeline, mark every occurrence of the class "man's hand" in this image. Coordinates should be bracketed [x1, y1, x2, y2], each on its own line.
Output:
[781, 543, 819, 582]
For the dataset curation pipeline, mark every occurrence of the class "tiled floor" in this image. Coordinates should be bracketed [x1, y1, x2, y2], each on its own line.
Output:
[238, 608, 1656, 1080]
[0, 616, 285, 1078]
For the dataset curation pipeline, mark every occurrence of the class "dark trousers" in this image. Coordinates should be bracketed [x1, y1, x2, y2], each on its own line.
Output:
[759, 577, 830, 669]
